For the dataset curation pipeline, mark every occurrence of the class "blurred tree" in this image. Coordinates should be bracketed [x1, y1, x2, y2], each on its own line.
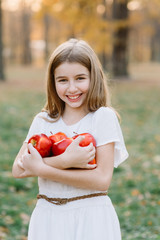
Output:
[51, 0, 112, 68]
[151, 22, 160, 61]
[146, 0, 160, 61]
[112, 0, 129, 77]
[9, 12, 18, 63]
[43, 13, 50, 61]
[2, 0, 160, 71]
[21, 0, 32, 65]
[98, 0, 109, 70]
[0, 0, 5, 80]
[37, 0, 60, 61]
[128, 0, 160, 62]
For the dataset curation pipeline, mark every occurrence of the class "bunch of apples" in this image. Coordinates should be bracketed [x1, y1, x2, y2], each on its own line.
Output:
[28, 132, 96, 164]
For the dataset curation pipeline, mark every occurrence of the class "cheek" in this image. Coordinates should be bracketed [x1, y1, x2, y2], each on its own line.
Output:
[82, 81, 90, 93]
[55, 83, 65, 97]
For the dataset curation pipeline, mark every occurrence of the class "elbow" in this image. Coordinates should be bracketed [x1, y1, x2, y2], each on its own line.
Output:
[98, 178, 110, 192]
[12, 169, 19, 179]
[12, 166, 21, 179]
[12, 172, 23, 179]
[94, 170, 112, 192]
[12, 166, 16, 178]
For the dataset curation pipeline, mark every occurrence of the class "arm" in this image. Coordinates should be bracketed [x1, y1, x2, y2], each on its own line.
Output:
[19, 142, 114, 191]
[12, 142, 68, 178]
[12, 136, 96, 178]
[44, 136, 96, 170]
[12, 143, 29, 178]
[40, 143, 114, 191]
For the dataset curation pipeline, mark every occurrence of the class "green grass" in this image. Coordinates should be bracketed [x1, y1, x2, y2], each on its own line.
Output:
[110, 82, 160, 239]
[0, 64, 160, 239]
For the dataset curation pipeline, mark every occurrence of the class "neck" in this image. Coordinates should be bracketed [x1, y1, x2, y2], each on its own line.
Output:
[62, 107, 89, 125]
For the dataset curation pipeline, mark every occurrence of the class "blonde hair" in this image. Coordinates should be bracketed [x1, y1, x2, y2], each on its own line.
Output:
[43, 38, 112, 119]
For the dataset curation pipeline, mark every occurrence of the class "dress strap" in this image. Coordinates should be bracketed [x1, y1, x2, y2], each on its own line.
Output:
[37, 192, 108, 205]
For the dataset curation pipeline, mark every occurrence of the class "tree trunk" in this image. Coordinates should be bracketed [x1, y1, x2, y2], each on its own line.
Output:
[112, 0, 129, 77]
[44, 14, 50, 62]
[151, 23, 160, 62]
[0, 0, 5, 80]
[21, 8, 32, 64]
[101, 0, 108, 71]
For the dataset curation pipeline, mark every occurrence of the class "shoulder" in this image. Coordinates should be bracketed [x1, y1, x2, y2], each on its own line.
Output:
[93, 107, 118, 121]
[35, 111, 49, 118]
[92, 107, 120, 139]
[34, 111, 53, 121]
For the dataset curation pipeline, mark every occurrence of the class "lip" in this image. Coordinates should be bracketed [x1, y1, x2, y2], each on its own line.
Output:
[66, 94, 82, 102]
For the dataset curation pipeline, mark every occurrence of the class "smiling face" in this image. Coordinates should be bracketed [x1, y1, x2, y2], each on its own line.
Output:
[54, 62, 90, 113]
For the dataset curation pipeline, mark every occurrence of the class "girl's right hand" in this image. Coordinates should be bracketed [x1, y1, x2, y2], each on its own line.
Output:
[63, 136, 96, 169]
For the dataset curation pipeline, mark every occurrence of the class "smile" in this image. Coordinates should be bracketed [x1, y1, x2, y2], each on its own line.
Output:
[67, 94, 82, 100]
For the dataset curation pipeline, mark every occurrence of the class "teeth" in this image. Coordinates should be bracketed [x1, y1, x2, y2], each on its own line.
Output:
[68, 95, 80, 99]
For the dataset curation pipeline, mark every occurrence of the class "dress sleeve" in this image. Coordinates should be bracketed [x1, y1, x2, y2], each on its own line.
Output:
[92, 107, 129, 168]
[24, 112, 45, 143]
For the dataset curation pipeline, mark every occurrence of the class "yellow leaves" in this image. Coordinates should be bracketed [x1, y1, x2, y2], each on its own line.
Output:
[0, 226, 9, 239]
[131, 188, 140, 196]
[147, 141, 156, 150]
[20, 213, 30, 225]
[52, 2, 64, 13]
[41, 0, 59, 8]
[140, 200, 146, 206]
[27, 199, 37, 206]
[4, 215, 14, 225]
[124, 210, 131, 217]
[153, 155, 160, 164]
[155, 135, 160, 142]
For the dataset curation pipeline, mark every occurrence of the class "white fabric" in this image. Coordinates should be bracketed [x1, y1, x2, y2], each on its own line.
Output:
[28, 196, 121, 240]
[24, 107, 129, 240]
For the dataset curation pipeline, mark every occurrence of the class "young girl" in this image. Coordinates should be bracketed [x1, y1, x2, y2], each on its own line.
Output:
[12, 38, 129, 240]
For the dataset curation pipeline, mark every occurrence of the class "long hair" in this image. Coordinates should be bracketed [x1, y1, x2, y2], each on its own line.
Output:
[43, 38, 111, 119]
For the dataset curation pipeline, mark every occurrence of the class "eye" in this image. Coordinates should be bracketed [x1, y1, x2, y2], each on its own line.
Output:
[77, 77, 85, 81]
[58, 79, 67, 82]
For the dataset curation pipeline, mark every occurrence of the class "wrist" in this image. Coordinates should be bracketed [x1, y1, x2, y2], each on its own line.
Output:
[38, 163, 52, 179]
[59, 152, 69, 169]
[36, 161, 46, 177]
[43, 155, 68, 170]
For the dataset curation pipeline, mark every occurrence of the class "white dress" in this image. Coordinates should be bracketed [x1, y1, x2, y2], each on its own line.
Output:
[24, 107, 129, 240]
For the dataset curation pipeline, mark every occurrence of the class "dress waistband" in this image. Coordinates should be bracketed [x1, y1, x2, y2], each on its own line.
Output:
[37, 192, 108, 205]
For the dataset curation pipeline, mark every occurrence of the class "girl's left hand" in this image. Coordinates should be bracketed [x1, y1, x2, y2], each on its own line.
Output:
[18, 143, 44, 178]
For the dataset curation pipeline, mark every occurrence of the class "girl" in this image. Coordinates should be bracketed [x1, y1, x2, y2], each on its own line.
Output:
[12, 38, 129, 240]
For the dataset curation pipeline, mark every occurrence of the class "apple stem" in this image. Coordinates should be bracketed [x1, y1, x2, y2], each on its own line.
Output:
[73, 131, 78, 135]
[50, 131, 53, 135]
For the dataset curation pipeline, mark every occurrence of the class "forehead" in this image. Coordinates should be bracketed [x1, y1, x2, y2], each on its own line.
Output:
[54, 62, 90, 76]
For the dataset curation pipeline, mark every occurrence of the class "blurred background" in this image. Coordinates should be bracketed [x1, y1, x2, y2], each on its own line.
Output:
[0, 0, 160, 239]
[0, 0, 160, 79]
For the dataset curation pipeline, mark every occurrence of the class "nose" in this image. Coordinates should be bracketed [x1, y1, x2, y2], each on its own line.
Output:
[68, 80, 77, 93]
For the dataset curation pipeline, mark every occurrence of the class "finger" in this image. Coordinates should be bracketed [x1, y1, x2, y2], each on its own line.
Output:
[24, 147, 28, 155]
[90, 147, 96, 156]
[73, 135, 85, 145]
[86, 163, 97, 169]
[19, 171, 29, 178]
[84, 142, 94, 151]
[28, 143, 41, 158]
[22, 154, 26, 161]
[89, 154, 96, 163]
[17, 159, 24, 169]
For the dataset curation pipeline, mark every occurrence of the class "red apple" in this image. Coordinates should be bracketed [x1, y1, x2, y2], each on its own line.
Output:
[49, 132, 67, 144]
[52, 138, 73, 156]
[28, 134, 52, 158]
[73, 133, 96, 164]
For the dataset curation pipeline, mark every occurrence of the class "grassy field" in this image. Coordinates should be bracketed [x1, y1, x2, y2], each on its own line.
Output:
[0, 64, 160, 239]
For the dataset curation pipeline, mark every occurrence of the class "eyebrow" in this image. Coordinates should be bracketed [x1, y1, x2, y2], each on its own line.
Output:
[76, 73, 89, 77]
[55, 73, 89, 80]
